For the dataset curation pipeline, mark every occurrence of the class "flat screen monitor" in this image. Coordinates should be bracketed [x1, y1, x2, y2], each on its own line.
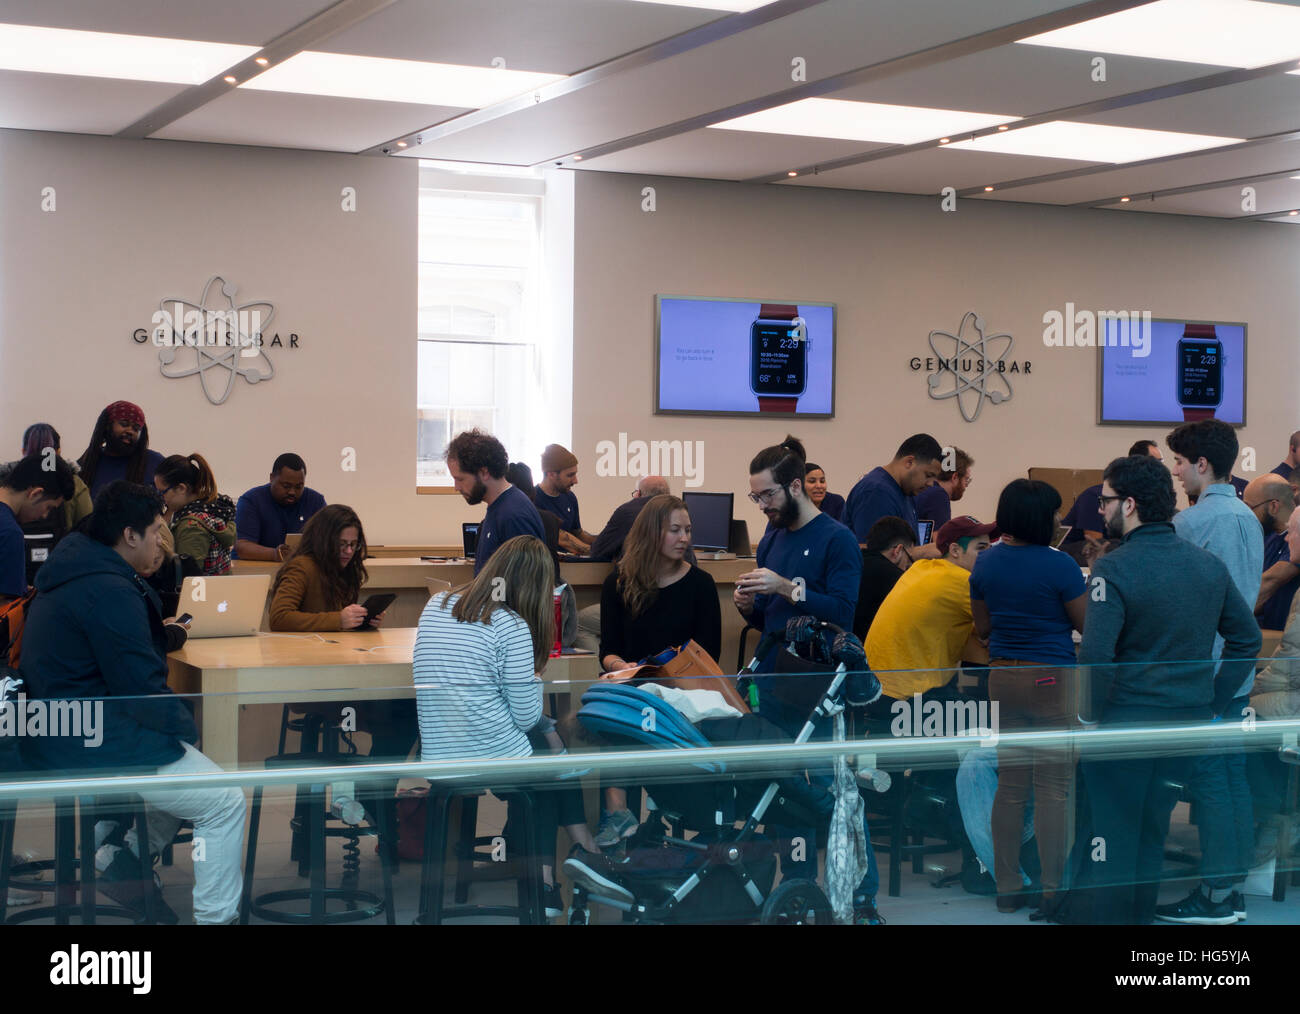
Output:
[682, 492, 734, 552]
[655, 296, 836, 417]
[1098, 317, 1246, 426]
[917, 520, 934, 546]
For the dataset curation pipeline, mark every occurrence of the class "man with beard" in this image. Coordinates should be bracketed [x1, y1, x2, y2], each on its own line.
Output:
[913, 447, 973, 529]
[1077, 454, 1259, 925]
[1243, 474, 1298, 630]
[76, 401, 165, 499]
[234, 453, 328, 561]
[536, 444, 598, 554]
[734, 437, 879, 919]
[445, 429, 544, 574]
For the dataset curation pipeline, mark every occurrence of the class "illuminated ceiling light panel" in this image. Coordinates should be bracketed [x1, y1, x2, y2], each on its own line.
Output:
[1018, 0, 1300, 68]
[618, 1, 773, 10]
[241, 51, 565, 107]
[709, 97, 1017, 144]
[948, 120, 1241, 162]
[0, 23, 256, 83]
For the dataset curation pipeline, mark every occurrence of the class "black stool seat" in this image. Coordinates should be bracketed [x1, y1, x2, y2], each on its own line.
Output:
[241, 753, 396, 925]
[1, 794, 160, 925]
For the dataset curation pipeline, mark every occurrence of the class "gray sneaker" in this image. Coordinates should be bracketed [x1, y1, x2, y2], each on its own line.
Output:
[593, 808, 638, 849]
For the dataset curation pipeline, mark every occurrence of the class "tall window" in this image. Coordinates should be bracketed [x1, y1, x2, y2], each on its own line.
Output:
[417, 164, 550, 487]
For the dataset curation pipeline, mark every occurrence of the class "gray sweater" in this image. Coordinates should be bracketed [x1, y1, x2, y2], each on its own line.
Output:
[1079, 522, 1262, 720]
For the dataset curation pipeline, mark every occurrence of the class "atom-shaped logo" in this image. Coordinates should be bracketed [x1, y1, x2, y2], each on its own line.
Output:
[926, 312, 1014, 423]
[153, 276, 275, 405]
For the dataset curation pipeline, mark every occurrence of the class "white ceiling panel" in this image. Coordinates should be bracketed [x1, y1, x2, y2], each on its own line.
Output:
[577, 125, 888, 179]
[780, 146, 1099, 195]
[0, 0, 335, 45]
[0, 68, 182, 133]
[314, 0, 726, 74]
[155, 88, 469, 152]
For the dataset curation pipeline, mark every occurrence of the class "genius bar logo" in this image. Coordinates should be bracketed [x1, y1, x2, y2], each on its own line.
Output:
[911, 312, 1028, 423]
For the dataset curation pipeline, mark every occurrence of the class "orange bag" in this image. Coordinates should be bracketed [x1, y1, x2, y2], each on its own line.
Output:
[601, 640, 749, 714]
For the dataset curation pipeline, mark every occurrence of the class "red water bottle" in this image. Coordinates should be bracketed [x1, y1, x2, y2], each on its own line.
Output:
[551, 585, 564, 657]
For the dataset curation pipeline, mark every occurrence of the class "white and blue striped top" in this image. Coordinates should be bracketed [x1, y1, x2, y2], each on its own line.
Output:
[413, 592, 542, 762]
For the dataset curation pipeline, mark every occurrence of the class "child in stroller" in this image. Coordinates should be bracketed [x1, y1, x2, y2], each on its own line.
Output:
[563, 617, 881, 924]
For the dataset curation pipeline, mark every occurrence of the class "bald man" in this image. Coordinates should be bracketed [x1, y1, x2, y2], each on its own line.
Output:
[1245, 474, 1299, 629]
[587, 475, 673, 562]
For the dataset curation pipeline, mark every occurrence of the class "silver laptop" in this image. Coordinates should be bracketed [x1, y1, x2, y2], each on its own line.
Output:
[178, 575, 270, 638]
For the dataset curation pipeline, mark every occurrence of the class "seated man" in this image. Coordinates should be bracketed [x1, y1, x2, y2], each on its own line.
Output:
[234, 452, 327, 561]
[864, 516, 995, 725]
[0, 453, 76, 602]
[536, 444, 598, 554]
[853, 516, 916, 641]
[588, 475, 671, 562]
[20, 480, 246, 925]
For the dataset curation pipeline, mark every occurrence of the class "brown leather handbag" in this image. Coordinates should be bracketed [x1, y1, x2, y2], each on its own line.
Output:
[601, 640, 750, 713]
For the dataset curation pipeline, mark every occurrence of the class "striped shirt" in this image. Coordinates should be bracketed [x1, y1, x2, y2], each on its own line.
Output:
[413, 592, 543, 762]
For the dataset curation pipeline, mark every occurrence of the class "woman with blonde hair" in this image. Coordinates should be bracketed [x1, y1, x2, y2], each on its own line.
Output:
[415, 534, 611, 917]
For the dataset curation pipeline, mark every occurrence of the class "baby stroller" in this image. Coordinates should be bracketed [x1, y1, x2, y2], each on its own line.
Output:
[565, 617, 880, 925]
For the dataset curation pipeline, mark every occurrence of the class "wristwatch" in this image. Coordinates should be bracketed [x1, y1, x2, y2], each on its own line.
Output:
[1177, 324, 1222, 421]
[750, 303, 808, 414]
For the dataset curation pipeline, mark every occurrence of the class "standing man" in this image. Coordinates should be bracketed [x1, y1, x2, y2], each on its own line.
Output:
[76, 401, 165, 498]
[536, 444, 598, 554]
[1244, 474, 1298, 630]
[588, 475, 671, 562]
[733, 437, 879, 921]
[1078, 454, 1260, 925]
[446, 429, 545, 574]
[1061, 441, 1163, 561]
[1156, 421, 1264, 923]
[234, 452, 327, 561]
[913, 448, 973, 529]
[0, 454, 76, 601]
[844, 434, 944, 550]
[1270, 431, 1299, 482]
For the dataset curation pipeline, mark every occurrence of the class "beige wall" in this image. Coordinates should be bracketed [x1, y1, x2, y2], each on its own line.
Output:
[572, 171, 1300, 530]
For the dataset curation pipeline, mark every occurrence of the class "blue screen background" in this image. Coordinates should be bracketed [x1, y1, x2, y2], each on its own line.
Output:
[1100, 319, 1245, 425]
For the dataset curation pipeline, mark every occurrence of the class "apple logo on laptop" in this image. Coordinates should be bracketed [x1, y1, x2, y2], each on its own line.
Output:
[217, 601, 229, 613]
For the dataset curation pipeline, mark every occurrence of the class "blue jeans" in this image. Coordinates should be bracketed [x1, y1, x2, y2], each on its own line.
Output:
[758, 694, 880, 902]
[956, 747, 1035, 887]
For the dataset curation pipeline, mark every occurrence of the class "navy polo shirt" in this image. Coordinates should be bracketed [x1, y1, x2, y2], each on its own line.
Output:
[476, 485, 547, 574]
[1259, 530, 1299, 631]
[914, 483, 952, 528]
[234, 484, 327, 554]
[0, 502, 27, 598]
[844, 467, 917, 542]
[1062, 484, 1103, 544]
[534, 488, 581, 533]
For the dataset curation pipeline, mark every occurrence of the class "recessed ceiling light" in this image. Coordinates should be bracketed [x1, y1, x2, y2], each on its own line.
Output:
[1120, 196, 1131, 202]
[710, 98, 1018, 145]
[1290, 209, 1299, 215]
[787, 170, 798, 177]
[223, 75, 237, 84]
[396, 140, 408, 147]
[984, 186, 994, 192]
[1018, 0, 1300, 69]
[939, 137, 950, 144]
[242, 51, 565, 107]
[948, 121, 1241, 163]
[255, 57, 269, 66]
[0, 23, 256, 83]
[1291, 174, 1300, 180]
[573, 154, 583, 161]
[997, 125, 1009, 131]
[618, 1, 772, 9]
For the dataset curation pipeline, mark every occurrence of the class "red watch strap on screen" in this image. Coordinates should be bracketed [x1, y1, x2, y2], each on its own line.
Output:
[1182, 407, 1216, 421]
[759, 303, 798, 320]
[758, 396, 799, 413]
[1183, 324, 1218, 340]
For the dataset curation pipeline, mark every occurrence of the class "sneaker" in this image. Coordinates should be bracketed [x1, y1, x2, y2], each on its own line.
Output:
[562, 845, 635, 904]
[97, 846, 179, 925]
[1228, 891, 1246, 922]
[3, 886, 42, 906]
[593, 808, 638, 849]
[852, 897, 886, 925]
[541, 882, 564, 921]
[1154, 887, 1238, 926]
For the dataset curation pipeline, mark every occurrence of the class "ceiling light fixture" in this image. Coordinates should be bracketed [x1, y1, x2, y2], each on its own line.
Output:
[1120, 196, 1131, 202]
[710, 98, 1018, 145]
[0, 24, 256, 83]
[223, 75, 237, 84]
[396, 140, 408, 148]
[984, 186, 994, 192]
[573, 154, 583, 161]
[949, 121, 1240, 163]
[939, 137, 950, 144]
[255, 57, 269, 66]
[997, 125, 1009, 131]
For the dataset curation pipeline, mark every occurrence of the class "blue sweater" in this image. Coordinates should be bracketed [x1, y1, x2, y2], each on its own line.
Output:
[749, 512, 861, 675]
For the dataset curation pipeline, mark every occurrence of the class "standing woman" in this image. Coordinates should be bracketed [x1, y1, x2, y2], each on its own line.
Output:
[18, 423, 93, 531]
[969, 479, 1087, 916]
[415, 535, 602, 917]
[803, 462, 845, 522]
[153, 453, 237, 575]
[596, 494, 722, 847]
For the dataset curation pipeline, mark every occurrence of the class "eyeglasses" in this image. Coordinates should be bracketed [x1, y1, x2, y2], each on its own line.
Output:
[748, 485, 787, 506]
[1245, 499, 1277, 512]
[338, 540, 360, 552]
[1097, 495, 1126, 507]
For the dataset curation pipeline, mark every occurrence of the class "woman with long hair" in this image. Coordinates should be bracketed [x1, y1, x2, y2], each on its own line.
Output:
[803, 461, 845, 522]
[969, 479, 1087, 917]
[77, 400, 164, 498]
[595, 494, 721, 848]
[153, 453, 237, 575]
[269, 504, 377, 631]
[414, 535, 604, 917]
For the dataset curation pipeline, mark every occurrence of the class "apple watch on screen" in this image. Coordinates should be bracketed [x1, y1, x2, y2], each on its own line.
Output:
[1177, 324, 1223, 421]
[751, 303, 809, 413]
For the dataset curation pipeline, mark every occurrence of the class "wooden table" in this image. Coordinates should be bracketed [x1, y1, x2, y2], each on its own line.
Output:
[167, 627, 600, 767]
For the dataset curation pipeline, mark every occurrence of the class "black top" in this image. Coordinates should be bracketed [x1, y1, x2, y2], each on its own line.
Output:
[599, 564, 721, 667]
[853, 549, 905, 641]
[589, 498, 646, 562]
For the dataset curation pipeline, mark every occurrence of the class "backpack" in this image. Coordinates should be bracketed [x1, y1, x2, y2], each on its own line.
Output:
[0, 588, 36, 669]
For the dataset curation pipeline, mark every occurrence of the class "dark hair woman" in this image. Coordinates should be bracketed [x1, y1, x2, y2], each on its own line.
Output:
[803, 461, 845, 522]
[269, 504, 373, 631]
[594, 494, 722, 848]
[153, 453, 236, 575]
[415, 535, 601, 917]
[969, 478, 1088, 917]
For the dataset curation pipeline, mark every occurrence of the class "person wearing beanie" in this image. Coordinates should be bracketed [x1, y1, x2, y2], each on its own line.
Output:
[536, 443, 597, 554]
[77, 400, 166, 498]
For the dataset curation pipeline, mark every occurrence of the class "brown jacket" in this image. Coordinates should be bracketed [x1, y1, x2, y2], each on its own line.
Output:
[269, 555, 348, 632]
